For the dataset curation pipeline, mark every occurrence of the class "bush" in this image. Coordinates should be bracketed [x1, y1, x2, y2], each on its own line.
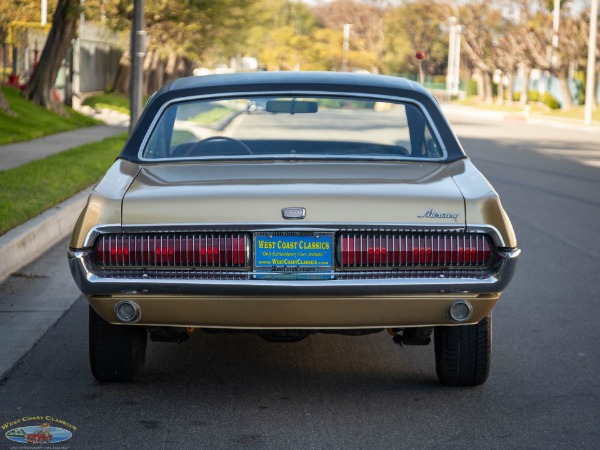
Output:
[543, 92, 561, 109]
[528, 90, 540, 102]
[465, 80, 478, 97]
[512, 92, 521, 102]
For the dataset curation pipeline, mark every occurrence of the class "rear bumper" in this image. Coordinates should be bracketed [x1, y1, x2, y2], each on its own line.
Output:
[68, 248, 519, 297]
[69, 248, 518, 328]
[88, 292, 500, 328]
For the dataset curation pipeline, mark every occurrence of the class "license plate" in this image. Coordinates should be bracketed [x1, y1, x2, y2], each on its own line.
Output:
[254, 232, 334, 275]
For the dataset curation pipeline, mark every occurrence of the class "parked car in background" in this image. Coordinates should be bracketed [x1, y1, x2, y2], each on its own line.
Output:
[69, 71, 519, 386]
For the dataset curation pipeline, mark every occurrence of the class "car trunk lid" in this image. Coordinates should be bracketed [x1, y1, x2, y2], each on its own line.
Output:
[122, 161, 466, 226]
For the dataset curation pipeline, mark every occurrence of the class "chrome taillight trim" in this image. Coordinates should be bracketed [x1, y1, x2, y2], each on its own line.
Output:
[68, 248, 520, 297]
[83, 223, 511, 248]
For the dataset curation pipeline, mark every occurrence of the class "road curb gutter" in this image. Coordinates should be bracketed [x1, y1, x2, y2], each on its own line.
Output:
[0, 188, 91, 283]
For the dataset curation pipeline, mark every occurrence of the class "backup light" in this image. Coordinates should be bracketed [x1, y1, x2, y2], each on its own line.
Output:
[115, 301, 141, 323]
[447, 300, 473, 323]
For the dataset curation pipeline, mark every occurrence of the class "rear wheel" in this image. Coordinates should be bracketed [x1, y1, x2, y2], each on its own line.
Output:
[434, 315, 491, 386]
[89, 306, 147, 382]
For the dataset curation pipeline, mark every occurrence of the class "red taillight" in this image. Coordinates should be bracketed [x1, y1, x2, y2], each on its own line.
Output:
[96, 234, 248, 268]
[338, 233, 492, 268]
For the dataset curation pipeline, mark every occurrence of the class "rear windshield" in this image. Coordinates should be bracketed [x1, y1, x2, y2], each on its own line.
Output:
[142, 95, 444, 160]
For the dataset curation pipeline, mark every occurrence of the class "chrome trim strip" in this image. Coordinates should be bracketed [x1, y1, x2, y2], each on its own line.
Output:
[68, 247, 519, 297]
[79, 223, 509, 249]
[137, 90, 448, 162]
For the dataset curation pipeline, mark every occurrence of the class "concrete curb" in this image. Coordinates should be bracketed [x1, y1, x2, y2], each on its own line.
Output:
[0, 188, 91, 284]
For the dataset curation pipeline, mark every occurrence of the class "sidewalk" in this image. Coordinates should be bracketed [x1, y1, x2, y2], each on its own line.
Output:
[0, 125, 125, 170]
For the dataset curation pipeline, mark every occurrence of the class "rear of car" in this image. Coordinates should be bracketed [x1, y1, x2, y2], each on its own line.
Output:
[69, 72, 519, 386]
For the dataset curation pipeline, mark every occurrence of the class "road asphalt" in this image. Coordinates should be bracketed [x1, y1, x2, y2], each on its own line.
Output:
[0, 104, 597, 381]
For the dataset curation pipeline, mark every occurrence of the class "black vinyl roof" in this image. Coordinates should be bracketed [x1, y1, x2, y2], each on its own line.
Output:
[121, 71, 466, 162]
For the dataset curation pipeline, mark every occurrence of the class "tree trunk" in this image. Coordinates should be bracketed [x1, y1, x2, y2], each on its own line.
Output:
[475, 69, 485, 103]
[557, 72, 574, 110]
[113, 52, 131, 95]
[519, 65, 530, 106]
[496, 73, 504, 106]
[22, 0, 81, 114]
[505, 73, 514, 105]
[483, 71, 493, 104]
[0, 88, 14, 115]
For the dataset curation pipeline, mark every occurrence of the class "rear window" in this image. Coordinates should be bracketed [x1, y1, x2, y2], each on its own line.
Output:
[143, 95, 444, 160]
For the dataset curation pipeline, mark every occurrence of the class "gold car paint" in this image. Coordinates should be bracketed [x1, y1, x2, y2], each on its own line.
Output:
[120, 161, 468, 227]
[70, 159, 140, 249]
[89, 292, 500, 329]
[448, 159, 517, 248]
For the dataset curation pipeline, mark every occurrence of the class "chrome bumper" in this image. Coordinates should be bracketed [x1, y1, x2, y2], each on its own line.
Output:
[68, 248, 520, 297]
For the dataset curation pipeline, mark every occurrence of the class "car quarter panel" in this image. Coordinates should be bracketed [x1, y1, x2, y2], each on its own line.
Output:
[70, 159, 140, 249]
[449, 159, 517, 248]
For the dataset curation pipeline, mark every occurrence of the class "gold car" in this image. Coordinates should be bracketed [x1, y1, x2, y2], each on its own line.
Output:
[69, 72, 519, 385]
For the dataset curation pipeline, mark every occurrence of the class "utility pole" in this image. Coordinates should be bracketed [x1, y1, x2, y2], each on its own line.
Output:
[342, 24, 351, 72]
[130, 0, 146, 132]
[551, 0, 560, 68]
[446, 17, 461, 97]
[41, 0, 47, 26]
[584, 0, 598, 126]
[447, 17, 456, 97]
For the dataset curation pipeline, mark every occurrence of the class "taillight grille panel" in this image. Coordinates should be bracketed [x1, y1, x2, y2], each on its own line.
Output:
[337, 232, 493, 269]
[95, 233, 249, 268]
[93, 230, 495, 272]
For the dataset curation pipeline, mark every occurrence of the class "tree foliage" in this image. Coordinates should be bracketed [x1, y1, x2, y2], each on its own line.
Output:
[6, 0, 598, 110]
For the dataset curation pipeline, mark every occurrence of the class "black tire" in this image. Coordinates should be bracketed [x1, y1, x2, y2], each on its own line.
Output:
[89, 306, 147, 382]
[434, 315, 492, 386]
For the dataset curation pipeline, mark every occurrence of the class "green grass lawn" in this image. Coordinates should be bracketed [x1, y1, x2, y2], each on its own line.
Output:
[189, 106, 235, 125]
[0, 133, 127, 235]
[83, 92, 131, 114]
[0, 86, 98, 145]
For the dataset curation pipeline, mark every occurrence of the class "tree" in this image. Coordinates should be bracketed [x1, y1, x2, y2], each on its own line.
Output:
[521, 0, 588, 110]
[0, 89, 13, 115]
[383, 1, 448, 78]
[105, 0, 259, 95]
[312, 0, 385, 72]
[458, 1, 505, 104]
[22, 0, 81, 113]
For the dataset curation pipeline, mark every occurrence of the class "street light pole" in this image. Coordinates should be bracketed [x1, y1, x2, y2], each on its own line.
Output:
[584, 0, 598, 126]
[447, 17, 456, 98]
[129, 0, 146, 132]
[552, 0, 560, 68]
[342, 23, 351, 72]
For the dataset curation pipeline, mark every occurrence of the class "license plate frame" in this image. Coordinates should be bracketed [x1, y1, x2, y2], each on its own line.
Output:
[253, 231, 335, 275]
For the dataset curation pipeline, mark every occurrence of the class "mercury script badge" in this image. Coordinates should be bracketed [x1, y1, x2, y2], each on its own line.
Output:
[418, 208, 460, 222]
[282, 207, 306, 220]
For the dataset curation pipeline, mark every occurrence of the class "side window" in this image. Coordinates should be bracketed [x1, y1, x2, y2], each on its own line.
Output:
[405, 103, 443, 158]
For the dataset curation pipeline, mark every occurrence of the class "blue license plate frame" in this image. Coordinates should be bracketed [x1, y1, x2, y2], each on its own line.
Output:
[253, 232, 335, 275]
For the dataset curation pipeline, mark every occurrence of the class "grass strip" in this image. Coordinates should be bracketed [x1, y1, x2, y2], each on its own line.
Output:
[0, 86, 98, 145]
[0, 133, 128, 235]
[83, 92, 131, 115]
[189, 106, 235, 125]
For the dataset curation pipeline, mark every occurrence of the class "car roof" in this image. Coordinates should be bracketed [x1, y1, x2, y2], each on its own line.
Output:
[121, 71, 466, 163]
[164, 71, 426, 96]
